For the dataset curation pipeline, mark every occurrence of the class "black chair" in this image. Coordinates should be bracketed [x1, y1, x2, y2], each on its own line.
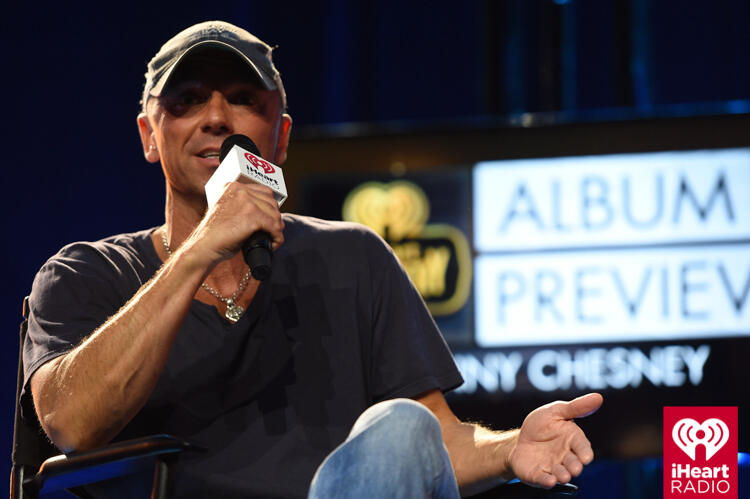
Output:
[10, 297, 201, 498]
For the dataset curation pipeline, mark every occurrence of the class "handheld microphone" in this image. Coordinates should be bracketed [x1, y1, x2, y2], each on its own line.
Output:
[204, 134, 288, 281]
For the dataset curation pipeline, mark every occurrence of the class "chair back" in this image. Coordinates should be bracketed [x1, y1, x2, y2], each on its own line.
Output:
[10, 297, 60, 499]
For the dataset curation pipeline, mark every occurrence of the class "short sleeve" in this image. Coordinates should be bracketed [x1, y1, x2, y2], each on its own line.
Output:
[22, 241, 151, 404]
[361, 229, 464, 402]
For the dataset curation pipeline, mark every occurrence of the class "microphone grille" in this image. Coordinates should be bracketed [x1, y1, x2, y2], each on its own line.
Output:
[220, 134, 260, 162]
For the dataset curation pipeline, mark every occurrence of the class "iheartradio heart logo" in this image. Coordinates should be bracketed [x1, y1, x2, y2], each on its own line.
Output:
[672, 417, 729, 461]
[244, 152, 275, 174]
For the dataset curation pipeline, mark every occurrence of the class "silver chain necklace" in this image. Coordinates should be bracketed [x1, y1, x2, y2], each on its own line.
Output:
[161, 231, 252, 323]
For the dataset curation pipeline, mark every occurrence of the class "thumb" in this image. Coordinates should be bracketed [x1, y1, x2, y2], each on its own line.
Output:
[557, 393, 603, 420]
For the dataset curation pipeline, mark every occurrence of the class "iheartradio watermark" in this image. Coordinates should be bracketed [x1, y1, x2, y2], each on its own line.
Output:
[664, 407, 738, 498]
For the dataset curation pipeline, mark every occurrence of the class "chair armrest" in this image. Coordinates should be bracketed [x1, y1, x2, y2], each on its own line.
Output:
[469, 479, 578, 498]
[26, 434, 203, 495]
[551, 482, 578, 495]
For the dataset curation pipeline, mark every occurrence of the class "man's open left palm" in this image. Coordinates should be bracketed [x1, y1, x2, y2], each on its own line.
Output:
[508, 393, 604, 488]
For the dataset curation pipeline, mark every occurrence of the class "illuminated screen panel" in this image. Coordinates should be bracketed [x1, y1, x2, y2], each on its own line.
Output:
[473, 149, 750, 251]
[454, 147, 750, 456]
[472, 148, 750, 348]
[474, 245, 750, 346]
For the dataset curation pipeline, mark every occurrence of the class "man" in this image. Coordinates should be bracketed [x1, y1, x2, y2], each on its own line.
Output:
[23, 21, 602, 498]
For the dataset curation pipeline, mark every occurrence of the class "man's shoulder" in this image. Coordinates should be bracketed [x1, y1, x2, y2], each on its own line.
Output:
[43, 227, 160, 274]
[281, 213, 395, 260]
[57, 227, 155, 254]
[282, 213, 382, 244]
[96, 227, 158, 248]
[30, 228, 160, 321]
[279, 214, 397, 279]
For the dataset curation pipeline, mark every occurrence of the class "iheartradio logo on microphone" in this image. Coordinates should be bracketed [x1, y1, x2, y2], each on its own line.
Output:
[664, 407, 738, 498]
[244, 152, 275, 174]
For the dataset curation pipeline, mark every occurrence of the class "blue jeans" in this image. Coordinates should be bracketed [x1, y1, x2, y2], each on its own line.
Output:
[308, 398, 460, 499]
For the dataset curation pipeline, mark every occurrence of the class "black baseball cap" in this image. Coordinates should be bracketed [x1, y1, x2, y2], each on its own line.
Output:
[142, 20, 286, 110]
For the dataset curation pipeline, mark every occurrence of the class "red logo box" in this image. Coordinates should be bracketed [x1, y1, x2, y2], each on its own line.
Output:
[664, 407, 738, 498]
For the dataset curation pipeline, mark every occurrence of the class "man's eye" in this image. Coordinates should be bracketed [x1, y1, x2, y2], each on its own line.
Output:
[162, 91, 206, 116]
[179, 92, 205, 106]
[232, 94, 256, 106]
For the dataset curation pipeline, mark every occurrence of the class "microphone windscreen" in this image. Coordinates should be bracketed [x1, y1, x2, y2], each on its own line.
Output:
[220, 134, 260, 161]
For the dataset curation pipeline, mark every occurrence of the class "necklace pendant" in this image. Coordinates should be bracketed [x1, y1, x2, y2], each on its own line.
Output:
[224, 298, 245, 323]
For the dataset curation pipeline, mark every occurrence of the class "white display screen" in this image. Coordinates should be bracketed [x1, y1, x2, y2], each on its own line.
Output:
[473, 148, 750, 347]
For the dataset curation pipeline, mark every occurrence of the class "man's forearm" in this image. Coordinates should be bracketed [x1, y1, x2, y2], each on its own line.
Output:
[443, 422, 519, 496]
[31, 238, 211, 452]
[415, 389, 519, 495]
[436, 392, 603, 494]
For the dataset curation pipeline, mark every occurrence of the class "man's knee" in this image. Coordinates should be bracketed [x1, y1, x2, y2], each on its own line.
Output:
[349, 398, 443, 447]
[308, 398, 458, 498]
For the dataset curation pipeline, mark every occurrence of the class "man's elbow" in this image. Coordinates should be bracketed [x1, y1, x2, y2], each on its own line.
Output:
[40, 410, 99, 453]
[31, 358, 103, 452]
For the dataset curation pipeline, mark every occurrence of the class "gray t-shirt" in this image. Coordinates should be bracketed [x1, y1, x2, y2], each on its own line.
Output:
[23, 214, 463, 498]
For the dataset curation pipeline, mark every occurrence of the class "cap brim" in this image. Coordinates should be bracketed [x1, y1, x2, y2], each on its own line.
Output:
[149, 40, 278, 98]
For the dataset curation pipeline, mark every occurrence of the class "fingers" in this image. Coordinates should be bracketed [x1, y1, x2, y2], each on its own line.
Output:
[571, 433, 595, 465]
[534, 471, 558, 489]
[557, 392, 603, 420]
[199, 182, 285, 259]
[563, 452, 584, 476]
[552, 464, 571, 485]
[533, 453, 584, 489]
[233, 184, 285, 248]
[229, 183, 280, 218]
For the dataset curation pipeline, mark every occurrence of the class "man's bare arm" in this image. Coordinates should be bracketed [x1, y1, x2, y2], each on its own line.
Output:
[31, 238, 209, 452]
[416, 389, 602, 496]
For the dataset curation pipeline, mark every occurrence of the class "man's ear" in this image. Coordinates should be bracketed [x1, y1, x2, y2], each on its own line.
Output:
[273, 114, 293, 165]
[137, 113, 160, 163]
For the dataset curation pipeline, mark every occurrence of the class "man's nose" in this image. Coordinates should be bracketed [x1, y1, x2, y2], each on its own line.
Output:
[201, 91, 233, 135]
